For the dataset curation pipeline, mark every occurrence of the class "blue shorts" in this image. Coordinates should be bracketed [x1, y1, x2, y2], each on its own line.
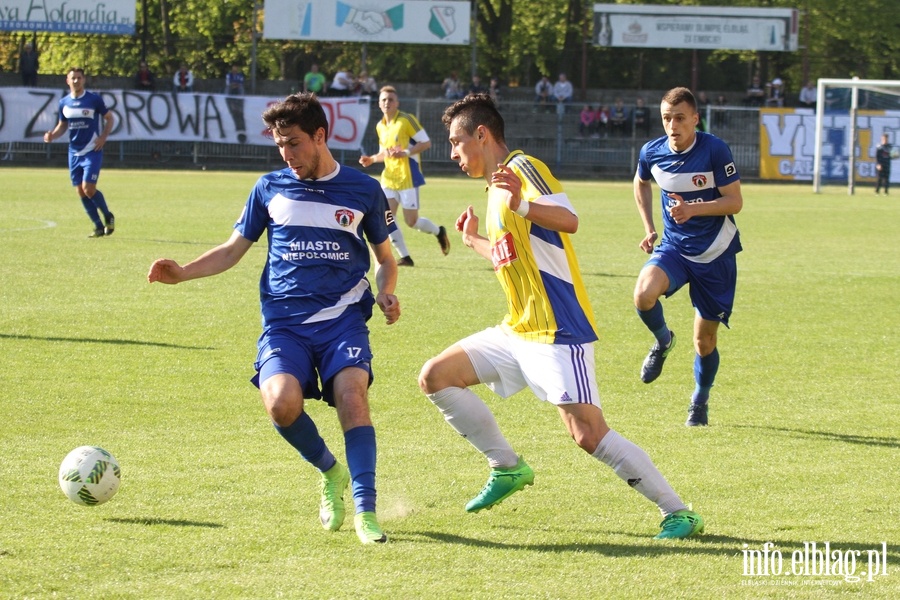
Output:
[646, 245, 738, 327]
[251, 309, 374, 406]
[69, 149, 103, 187]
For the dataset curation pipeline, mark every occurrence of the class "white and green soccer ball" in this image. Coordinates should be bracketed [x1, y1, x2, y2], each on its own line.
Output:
[58, 446, 121, 506]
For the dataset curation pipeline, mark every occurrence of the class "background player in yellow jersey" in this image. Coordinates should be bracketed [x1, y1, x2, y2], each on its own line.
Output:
[360, 86, 450, 266]
[417, 94, 704, 539]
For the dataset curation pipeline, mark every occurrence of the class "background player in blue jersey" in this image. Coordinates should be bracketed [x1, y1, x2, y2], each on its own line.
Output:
[418, 94, 703, 540]
[147, 93, 400, 545]
[44, 67, 116, 238]
[633, 87, 743, 427]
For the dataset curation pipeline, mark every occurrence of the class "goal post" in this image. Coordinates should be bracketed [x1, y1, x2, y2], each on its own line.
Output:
[813, 77, 900, 194]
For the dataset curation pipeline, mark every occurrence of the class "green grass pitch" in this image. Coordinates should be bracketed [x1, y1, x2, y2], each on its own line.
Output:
[0, 167, 897, 598]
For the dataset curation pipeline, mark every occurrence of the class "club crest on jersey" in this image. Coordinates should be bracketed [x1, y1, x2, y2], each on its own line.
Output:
[692, 174, 707, 188]
[490, 231, 518, 270]
[334, 209, 354, 227]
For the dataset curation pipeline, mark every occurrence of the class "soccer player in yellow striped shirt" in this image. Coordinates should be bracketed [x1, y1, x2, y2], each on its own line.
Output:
[360, 86, 450, 265]
[418, 94, 703, 539]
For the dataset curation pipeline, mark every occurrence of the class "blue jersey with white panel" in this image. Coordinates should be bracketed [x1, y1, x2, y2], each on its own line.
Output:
[235, 164, 392, 330]
[58, 91, 109, 157]
[637, 131, 741, 261]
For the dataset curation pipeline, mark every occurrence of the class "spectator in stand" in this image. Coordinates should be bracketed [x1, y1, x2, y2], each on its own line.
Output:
[712, 94, 728, 128]
[303, 64, 327, 95]
[696, 91, 712, 132]
[610, 97, 630, 136]
[467, 74, 486, 95]
[633, 97, 651, 137]
[357, 71, 378, 96]
[330, 69, 355, 97]
[173, 64, 194, 93]
[534, 76, 552, 113]
[579, 105, 595, 137]
[765, 78, 785, 107]
[441, 71, 463, 100]
[19, 41, 39, 87]
[744, 75, 765, 107]
[553, 73, 573, 112]
[593, 104, 610, 137]
[799, 80, 817, 110]
[225, 64, 245, 95]
[488, 77, 502, 105]
[134, 61, 156, 91]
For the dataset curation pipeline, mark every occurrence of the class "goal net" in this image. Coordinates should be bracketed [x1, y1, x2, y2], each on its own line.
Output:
[813, 78, 900, 193]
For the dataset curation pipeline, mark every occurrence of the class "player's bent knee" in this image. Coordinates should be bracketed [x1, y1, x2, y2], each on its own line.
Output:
[418, 358, 453, 395]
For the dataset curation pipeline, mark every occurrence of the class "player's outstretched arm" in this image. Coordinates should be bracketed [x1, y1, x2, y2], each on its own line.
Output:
[371, 239, 400, 325]
[148, 230, 253, 285]
[633, 173, 657, 253]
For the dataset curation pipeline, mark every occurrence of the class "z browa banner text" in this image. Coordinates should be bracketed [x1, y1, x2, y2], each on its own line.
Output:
[0, 88, 370, 150]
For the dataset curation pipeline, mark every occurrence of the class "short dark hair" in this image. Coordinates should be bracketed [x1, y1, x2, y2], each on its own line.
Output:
[662, 87, 697, 111]
[262, 92, 329, 139]
[441, 93, 505, 144]
[67, 67, 85, 76]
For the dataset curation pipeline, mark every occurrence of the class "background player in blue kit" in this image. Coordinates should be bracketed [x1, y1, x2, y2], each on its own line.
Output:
[44, 67, 116, 238]
[148, 93, 400, 544]
[633, 87, 743, 427]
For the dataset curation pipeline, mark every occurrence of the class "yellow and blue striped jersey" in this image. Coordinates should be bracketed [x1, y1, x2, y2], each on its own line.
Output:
[376, 111, 429, 191]
[486, 151, 599, 344]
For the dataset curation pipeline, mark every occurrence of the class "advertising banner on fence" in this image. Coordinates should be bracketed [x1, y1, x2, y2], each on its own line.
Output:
[263, 0, 470, 45]
[0, 88, 370, 150]
[759, 107, 900, 183]
[0, 0, 136, 34]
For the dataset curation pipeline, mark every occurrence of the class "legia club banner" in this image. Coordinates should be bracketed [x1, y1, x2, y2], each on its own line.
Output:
[0, 88, 370, 150]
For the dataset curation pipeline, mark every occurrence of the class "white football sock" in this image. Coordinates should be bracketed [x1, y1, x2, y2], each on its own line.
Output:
[427, 387, 518, 468]
[592, 429, 687, 516]
[412, 216, 440, 235]
[389, 230, 410, 258]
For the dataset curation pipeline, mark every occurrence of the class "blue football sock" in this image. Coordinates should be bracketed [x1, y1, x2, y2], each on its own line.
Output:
[637, 301, 671, 346]
[272, 412, 336, 472]
[80, 196, 103, 229]
[692, 349, 720, 405]
[344, 425, 377, 514]
[88, 189, 111, 218]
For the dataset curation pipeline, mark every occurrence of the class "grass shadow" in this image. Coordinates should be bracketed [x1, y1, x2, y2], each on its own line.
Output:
[729, 425, 900, 449]
[106, 517, 224, 528]
[0, 332, 214, 350]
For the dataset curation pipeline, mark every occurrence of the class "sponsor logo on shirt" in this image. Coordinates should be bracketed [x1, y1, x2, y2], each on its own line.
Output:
[490, 231, 518, 270]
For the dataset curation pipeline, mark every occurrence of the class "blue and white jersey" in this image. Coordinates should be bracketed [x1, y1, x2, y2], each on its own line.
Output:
[235, 164, 392, 330]
[637, 131, 741, 261]
[58, 91, 109, 157]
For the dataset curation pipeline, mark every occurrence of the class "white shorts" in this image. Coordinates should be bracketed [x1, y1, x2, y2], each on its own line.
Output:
[383, 186, 420, 211]
[458, 326, 600, 406]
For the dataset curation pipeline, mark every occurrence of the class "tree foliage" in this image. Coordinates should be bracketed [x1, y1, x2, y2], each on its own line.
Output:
[0, 0, 898, 98]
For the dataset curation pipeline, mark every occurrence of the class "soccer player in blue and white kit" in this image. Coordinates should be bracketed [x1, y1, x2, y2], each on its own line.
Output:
[633, 87, 743, 426]
[148, 93, 400, 544]
[44, 67, 116, 238]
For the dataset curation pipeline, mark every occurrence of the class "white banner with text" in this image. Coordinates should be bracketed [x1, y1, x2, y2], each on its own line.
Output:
[0, 88, 371, 150]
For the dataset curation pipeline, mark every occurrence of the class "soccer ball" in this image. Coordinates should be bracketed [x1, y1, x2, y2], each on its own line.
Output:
[58, 446, 121, 506]
[890, 147, 900, 159]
